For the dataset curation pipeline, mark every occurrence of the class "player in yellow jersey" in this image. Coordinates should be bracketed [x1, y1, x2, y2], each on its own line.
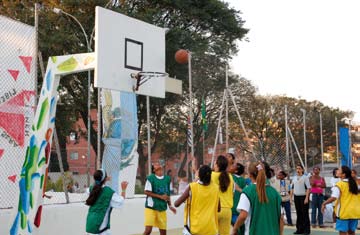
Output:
[175, 165, 220, 235]
[212, 155, 234, 235]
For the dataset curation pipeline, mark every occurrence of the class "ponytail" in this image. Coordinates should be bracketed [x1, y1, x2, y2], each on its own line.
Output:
[216, 155, 230, 192]
[348, 176, 358, 195]
[249, 162, 268, 203]
[86, 169, 107, 206]
[219, 171, 230, 192]
[341, 166, 358, 194]
[255, 163, 268, 203]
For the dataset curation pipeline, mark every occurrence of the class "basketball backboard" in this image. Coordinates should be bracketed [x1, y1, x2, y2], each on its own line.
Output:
[95, 7, 166, 98]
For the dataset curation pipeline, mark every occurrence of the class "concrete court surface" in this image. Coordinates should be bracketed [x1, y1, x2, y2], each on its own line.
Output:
[132, 226, 339, 235]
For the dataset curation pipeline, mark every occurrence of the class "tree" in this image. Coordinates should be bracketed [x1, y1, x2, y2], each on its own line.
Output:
[236, 95, 353, 169]
[128, 1, 249, 182]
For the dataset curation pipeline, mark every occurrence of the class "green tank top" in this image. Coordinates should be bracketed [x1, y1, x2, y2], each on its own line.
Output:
[232, 175, 246, 215]
[86, 186, 115, 234]
[242, 184, 281, 235]
[145, 174, 171, 211]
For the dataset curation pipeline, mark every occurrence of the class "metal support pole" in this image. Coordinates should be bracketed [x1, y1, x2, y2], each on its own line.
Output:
[288, 126, 305, 169]
[53, 7, 92, 185]
[147, 96, 151, 174]
[211, 90, 227, 167]
[301, 109, 307, 172]
[225, 65, 229, 153]
[335, 117, 339, 167]
[54, 128, 70, 203]
[87, 70, 91, 186]
[319, 112, 324, 172]
[97, 89, 101, 169]
[188, 52, 195, 167]
[349, 120, 352, 167]
[285, 105, 289, 170]
[227, 89, 256, 160]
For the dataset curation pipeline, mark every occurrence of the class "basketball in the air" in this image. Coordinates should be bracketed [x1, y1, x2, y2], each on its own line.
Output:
[175, 49, 189, 64]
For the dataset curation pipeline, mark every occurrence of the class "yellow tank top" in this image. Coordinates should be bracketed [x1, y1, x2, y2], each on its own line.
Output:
[335, 181, 360, 219]
[184, 182, 219, 235]
[211, 171, 234, 208]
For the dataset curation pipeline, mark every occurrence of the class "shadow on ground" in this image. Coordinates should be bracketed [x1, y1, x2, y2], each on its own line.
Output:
[132, 226, 339, 235]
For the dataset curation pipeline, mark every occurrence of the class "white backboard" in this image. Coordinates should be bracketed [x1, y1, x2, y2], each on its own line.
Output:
[95, 7, 166, 98]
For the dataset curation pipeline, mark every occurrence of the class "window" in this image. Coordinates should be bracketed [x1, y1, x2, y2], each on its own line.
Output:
[70, 152, 78, 160]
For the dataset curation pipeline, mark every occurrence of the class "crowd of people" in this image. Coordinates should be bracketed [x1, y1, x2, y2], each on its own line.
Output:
[83, 155, 360, 235]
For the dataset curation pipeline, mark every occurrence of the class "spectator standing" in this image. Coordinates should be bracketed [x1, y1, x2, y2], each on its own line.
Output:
[329, 167, 340, 227]
[273, 170, 293, 226]
[309, 166, 326, 228]
[291, 164, 311, 235]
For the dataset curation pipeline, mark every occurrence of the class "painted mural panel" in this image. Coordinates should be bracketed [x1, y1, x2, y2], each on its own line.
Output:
[102, 89, 138, 197]
[0, 16, 36, 210]
[8, 53, 95, 235]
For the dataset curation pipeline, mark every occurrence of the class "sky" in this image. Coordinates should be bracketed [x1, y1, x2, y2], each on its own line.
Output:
[226, 0, 360, 122]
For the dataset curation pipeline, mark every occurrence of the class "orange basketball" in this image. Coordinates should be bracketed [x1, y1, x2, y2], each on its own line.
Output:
[175, 49, 189, 64]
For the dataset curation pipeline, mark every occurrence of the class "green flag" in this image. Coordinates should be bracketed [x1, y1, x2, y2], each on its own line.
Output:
[201, 98, 208, 132]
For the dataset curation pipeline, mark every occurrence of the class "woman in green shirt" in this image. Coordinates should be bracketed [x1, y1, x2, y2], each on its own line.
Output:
[231, 162, 284, 235]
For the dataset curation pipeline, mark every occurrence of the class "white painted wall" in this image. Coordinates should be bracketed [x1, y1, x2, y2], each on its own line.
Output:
[0, 195, 184, 235]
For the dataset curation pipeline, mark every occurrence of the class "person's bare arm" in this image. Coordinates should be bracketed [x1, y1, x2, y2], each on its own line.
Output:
[174, 186, 190, 207]
[234, 183, 242, 193]
[279, 214, 284, 235]
[321, 177, 326, 188]
[304, 188, 310, 204]
[290, 189, 293, 203]
[321, 197, 336, 213]
[144, 190, 169, 201]
[167, 198, 177, 214]
[231, 210, 248, 235]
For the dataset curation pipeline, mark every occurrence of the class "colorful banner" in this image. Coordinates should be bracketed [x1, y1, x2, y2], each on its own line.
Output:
[339, 127, 352, 168]
[102, 89, 138, 197]
[8, 53, 95, 235]
[0, 15, 36, 210]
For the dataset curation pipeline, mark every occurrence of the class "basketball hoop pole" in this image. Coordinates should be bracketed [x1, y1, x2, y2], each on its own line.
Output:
[188, 52, 195, 176]
[147, 96, 151, 175]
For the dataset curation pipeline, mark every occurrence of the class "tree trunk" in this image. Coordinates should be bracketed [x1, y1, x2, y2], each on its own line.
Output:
[138, 141, 148, 184]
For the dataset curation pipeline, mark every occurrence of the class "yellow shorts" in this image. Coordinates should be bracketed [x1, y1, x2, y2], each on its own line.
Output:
[144, 208, 167, 230]
[218, 207, 232, 235]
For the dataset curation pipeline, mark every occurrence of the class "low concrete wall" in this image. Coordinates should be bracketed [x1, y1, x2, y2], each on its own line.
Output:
[0, 195, 184, 235]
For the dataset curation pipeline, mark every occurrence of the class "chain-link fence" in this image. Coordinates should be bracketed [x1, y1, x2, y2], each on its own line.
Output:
[44, 146, 95, 205]
[0, 16, 36, 209]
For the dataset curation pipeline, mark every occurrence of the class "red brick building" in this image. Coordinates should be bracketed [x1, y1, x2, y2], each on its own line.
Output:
[65, 109, 249, 180]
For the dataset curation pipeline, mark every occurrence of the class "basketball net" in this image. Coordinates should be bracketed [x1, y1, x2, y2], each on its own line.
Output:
[131, 71, 168, 91]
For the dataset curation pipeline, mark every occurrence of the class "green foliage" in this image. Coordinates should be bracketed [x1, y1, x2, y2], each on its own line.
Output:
[46, 176, 64, 192]
[135, 181, 144, 194]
